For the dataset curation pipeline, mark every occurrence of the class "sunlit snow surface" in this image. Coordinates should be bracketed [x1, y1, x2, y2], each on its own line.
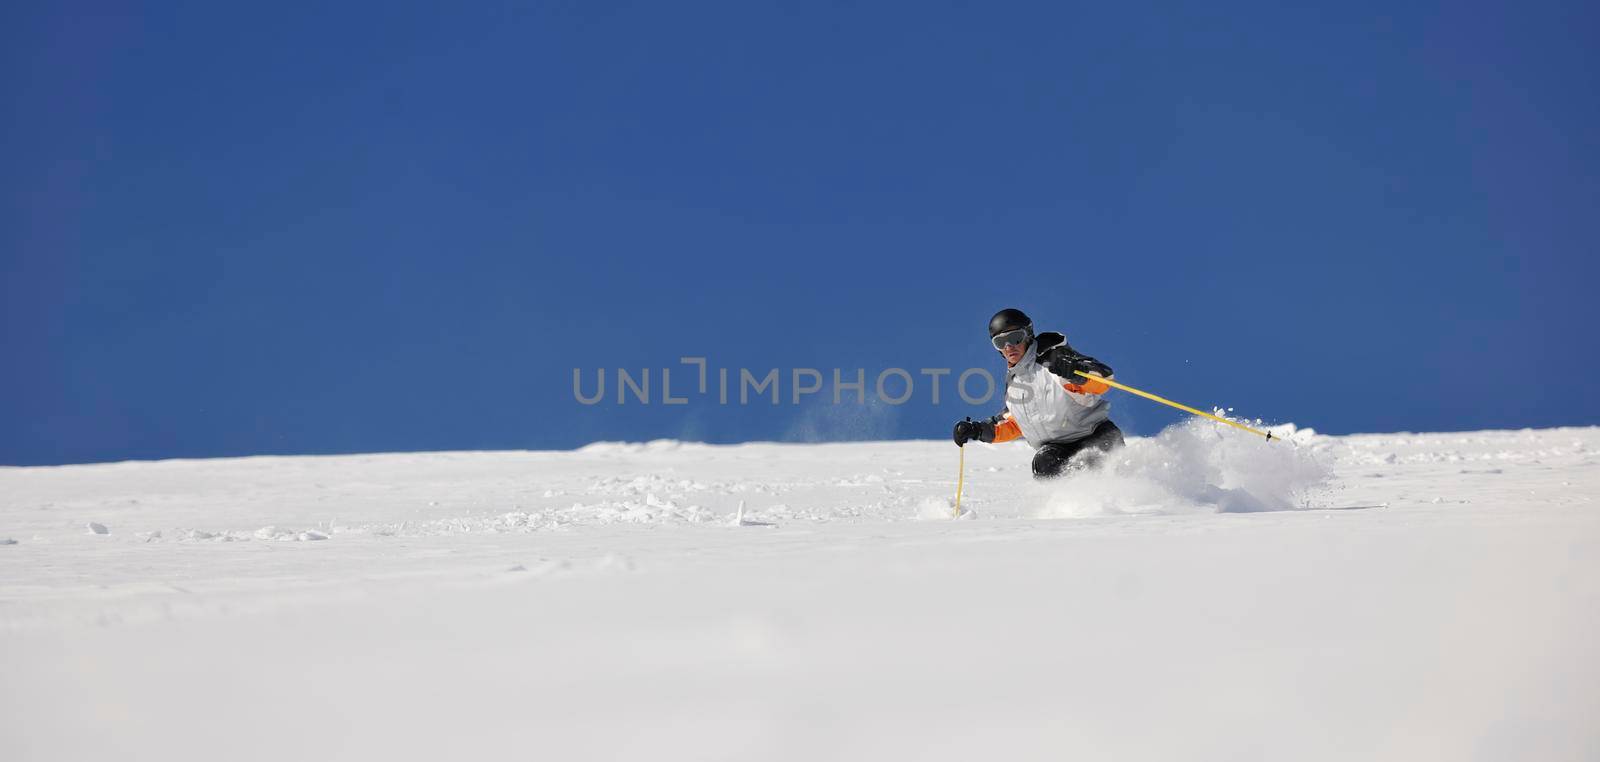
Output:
[2, 423, 1597, 761]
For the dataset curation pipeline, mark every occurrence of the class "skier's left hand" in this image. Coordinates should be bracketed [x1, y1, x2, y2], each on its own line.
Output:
[1040, 348, 1101, 383]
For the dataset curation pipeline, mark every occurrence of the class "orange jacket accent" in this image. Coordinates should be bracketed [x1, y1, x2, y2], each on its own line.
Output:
[993, 415, 1022, 443]
[1064, 376, 1111, 395]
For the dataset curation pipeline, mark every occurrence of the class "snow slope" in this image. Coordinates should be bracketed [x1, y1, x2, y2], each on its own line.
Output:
[2, 424, 1597, 761]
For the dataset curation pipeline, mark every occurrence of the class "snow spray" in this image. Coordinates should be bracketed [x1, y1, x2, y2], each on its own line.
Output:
[1038, 418, 1332, 517]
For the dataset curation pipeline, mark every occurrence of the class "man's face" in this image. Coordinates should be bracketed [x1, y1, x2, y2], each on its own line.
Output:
[998, 336, 1028, 366]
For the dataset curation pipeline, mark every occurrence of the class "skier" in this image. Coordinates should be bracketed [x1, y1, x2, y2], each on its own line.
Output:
[952, 308, 1125, 479]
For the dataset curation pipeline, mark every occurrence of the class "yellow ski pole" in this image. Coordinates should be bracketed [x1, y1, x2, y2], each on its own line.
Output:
[952, 444, 966, 519]
[1078, 372, 1283, 442]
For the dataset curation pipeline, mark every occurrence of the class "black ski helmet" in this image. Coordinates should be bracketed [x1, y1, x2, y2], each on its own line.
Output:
[988, 308, 1033, 340]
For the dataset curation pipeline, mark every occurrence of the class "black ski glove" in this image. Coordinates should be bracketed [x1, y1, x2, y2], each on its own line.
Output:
[1039, 348, 1111, 384]
[952, 417, 996, 447]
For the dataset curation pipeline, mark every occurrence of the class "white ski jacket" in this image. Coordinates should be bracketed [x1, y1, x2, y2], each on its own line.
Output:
[989, 333, 1112, 448]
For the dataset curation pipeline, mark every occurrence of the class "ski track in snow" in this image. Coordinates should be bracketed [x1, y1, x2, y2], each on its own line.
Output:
[2, 423, 1598, 760]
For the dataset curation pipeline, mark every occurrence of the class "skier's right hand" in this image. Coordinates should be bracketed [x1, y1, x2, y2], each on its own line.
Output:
[952, 417, 995, 447]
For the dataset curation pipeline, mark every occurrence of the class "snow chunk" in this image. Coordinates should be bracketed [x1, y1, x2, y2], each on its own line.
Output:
[733, 500, 776, 527]
[251, 526, 331, 542]
[86, 522, 109, 535]
[916, 496, 972, 520]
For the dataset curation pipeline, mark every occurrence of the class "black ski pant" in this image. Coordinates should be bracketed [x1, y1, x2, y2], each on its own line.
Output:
[1032, 420, 1125, 480]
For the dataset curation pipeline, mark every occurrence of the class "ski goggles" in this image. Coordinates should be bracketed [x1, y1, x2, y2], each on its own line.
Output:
[991, 327, 1032, 350]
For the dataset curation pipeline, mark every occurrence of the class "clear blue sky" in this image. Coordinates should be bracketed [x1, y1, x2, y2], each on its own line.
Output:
[3, 1, 1597, 465]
